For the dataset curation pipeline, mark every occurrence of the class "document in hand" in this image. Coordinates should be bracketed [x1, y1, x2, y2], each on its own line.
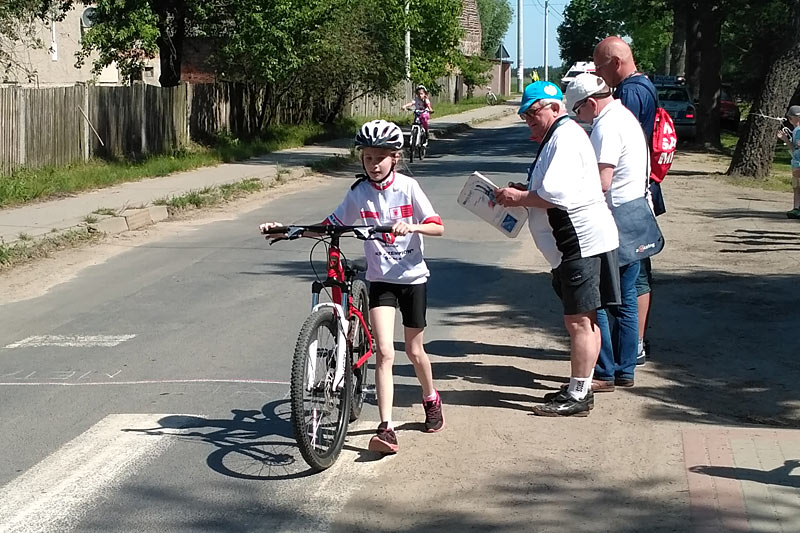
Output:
[456, 172, 528, 238]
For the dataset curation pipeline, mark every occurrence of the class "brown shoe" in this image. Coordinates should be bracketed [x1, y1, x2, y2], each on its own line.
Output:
[615, 378, 635, 388]
[592, 379, 616, 392]
[558, 380, 615, 393]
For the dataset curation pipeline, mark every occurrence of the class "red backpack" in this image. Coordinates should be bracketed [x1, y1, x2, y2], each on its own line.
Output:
[650, 106, 677, 183]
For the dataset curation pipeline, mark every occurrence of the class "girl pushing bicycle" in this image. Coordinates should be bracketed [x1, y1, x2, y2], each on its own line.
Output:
[260, 120, 445, 454]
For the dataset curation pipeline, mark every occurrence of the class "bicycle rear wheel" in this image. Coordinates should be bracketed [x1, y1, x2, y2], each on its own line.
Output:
[348, 279, 372, 422]
[290, 308, 352, 471]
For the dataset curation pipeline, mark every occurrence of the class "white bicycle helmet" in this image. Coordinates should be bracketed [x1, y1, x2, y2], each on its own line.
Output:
[354, 120, 404, 151]
[416, 84, 427, 92]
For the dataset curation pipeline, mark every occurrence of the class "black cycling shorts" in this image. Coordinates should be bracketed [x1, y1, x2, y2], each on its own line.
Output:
[368, 281, 427, 329]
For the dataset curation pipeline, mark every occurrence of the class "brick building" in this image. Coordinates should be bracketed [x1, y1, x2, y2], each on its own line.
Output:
[459, 0, 483, 57]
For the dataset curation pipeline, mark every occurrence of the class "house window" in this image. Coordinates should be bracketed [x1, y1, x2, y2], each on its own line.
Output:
[144, 66, 154, 78]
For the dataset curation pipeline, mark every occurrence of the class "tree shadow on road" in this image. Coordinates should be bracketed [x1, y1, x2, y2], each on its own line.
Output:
[634, 269, 800, 428]
[714, 228, 800, 253]
[250, 260, 800, 427]
[331, 463, 785, 532]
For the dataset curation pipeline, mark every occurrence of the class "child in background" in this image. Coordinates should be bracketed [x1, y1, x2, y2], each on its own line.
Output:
[778, 105, 800, 219]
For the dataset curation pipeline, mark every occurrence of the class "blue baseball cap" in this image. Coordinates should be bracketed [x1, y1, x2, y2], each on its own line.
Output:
[519, 81, 563, 114]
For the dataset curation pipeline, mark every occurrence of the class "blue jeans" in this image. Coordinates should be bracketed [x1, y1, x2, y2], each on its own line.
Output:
[595, 261, 640, 381]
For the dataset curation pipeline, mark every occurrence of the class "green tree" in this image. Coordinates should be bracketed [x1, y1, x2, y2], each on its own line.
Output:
[0, 1, 71, 81]
[408, 0, 464, 91]
[476, 0, 512, 58]
[557, 0, 622, 67]
[458, 54, 492, 97]
[76, 0, 161, 83]
[292, 0, 407, 122]
[729, 0, 800, 178]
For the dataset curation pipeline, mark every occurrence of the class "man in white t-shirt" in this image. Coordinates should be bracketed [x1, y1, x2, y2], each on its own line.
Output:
[495, 81, 621, 417]
[566, 73, 649, 393]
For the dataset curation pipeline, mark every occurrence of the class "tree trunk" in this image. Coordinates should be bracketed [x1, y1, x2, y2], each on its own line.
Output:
[728, 1, 800, 178]
[684, 2, 701, 103]
[156, 1, 185, 87]
[669, 3, 687, 76]
[697, 3, 724, 148]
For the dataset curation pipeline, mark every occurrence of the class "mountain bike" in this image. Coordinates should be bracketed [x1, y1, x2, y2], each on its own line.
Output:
[485, 86, 498, 106]
[408, 108, 431, 163]
[262, 223, 393, 471]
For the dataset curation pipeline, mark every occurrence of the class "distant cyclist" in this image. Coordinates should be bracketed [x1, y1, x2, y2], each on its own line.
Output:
[403, 84, 433, 144]
[530, 70, 540, 83]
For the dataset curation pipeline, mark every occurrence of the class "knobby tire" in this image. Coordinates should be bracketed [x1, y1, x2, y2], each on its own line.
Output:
[290, 308, 353, 471]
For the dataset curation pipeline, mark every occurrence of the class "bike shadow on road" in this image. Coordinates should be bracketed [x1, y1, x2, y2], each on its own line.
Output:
[123, 399, 319, 480]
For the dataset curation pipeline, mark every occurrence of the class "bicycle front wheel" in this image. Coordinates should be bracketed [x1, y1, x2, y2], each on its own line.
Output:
[291, 308, 352, 471]
[409, 129, 417, 163]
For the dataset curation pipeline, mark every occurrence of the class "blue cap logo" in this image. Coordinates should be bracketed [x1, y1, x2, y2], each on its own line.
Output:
[519, 81, 563, 114]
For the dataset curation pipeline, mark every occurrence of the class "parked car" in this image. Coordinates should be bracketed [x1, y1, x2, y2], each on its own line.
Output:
[720, 85, 740, 131]
[653, 76, 696, 141]
[560, 61, 595, 93]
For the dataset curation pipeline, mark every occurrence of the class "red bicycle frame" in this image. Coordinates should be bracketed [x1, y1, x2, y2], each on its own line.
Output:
[314, 238, 374, 371]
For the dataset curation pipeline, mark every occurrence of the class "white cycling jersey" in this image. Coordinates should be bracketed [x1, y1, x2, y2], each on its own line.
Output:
[327, 171, 442, 284]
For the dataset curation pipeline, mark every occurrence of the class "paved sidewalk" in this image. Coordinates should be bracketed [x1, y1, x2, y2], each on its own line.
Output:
[0, 103, 515, 244]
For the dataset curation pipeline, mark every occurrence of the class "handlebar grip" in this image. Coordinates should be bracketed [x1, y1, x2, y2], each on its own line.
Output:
[373, 225, 394, 233]
[262, 226, 289, 235]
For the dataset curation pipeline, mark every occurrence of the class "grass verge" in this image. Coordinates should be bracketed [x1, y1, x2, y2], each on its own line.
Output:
[719, 132, 793, 192]
[153, 177, 269, 211]
[0, 228, 101, 270]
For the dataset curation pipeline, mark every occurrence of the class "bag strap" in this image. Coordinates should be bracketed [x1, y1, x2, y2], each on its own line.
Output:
[623, 74, 660, 107]
[527, 115, 570, 181]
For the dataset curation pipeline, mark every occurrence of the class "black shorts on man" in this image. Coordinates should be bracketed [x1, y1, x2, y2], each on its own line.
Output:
[368, 281, 428, 328]
[551, 250, 622, 315]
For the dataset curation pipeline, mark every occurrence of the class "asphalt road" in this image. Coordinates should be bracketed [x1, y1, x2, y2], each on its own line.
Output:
[0, 117, 538, 532]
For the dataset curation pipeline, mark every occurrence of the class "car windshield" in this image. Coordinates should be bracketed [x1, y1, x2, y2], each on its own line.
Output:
[657, 88, 689, 102]
[566, 70, 583, 77]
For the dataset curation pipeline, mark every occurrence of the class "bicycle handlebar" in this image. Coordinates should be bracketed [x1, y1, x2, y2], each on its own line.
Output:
[262, 224, 395, 242]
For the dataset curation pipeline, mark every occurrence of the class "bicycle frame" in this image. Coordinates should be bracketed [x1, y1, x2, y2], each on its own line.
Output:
[309, 233, 374, 378]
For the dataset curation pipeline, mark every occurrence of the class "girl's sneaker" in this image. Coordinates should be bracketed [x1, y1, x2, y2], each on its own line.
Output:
[368, 422, 398, 454]
[423, 391, 445, 432]
[787, 208, 800, 219]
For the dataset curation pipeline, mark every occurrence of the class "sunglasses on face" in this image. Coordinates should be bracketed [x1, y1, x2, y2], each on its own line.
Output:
[520, 102, 552, 120]
[572, 98, 590, 114]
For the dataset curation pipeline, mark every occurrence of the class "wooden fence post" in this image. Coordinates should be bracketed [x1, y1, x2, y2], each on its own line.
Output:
[16, 87, 26, 168]
[139, 83, 147, 154]
[82, 83, 90, 161]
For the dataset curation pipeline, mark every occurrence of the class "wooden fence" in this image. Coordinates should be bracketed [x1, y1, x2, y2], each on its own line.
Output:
[0, 75, 457, 175]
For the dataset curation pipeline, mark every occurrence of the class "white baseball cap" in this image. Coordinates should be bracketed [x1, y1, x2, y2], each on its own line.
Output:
[565, 73, 612, 113]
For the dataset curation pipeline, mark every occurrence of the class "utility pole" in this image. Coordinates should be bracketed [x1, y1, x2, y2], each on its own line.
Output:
[517, 0, 523, 92]
[544, 0, 549, 81]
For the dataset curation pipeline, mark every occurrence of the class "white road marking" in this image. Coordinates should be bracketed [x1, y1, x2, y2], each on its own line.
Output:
[0, 414, 184, 533]
[0, 378, 290, 387]
[277, 419, 397, 532]
[4, 335, 136, 349]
